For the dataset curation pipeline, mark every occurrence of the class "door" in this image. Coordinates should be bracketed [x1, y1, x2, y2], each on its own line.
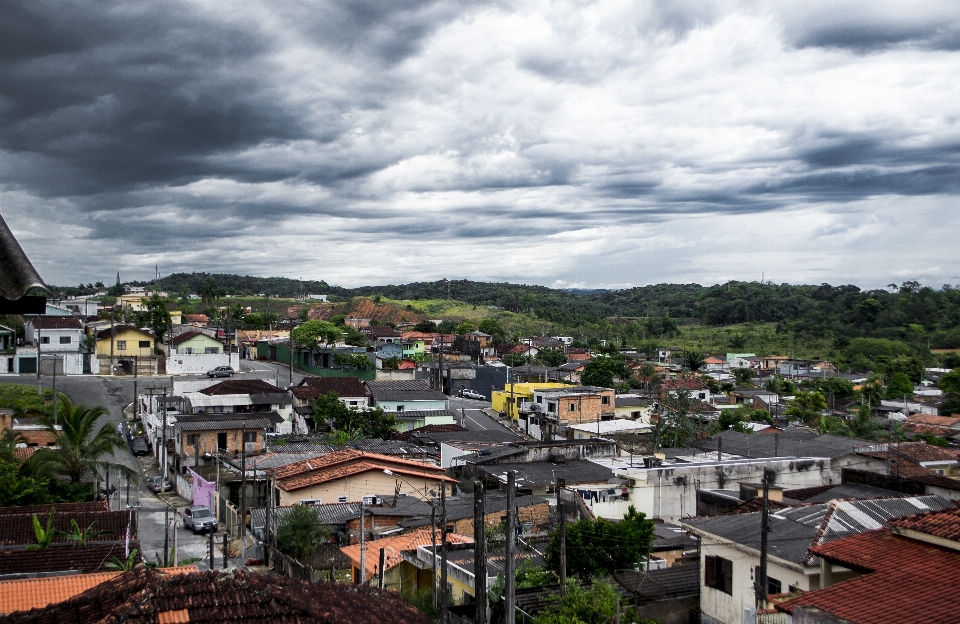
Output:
[18, 357, 36, 374]
[217, 432, 227, 451]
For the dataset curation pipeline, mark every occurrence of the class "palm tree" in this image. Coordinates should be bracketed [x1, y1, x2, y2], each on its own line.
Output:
[682, 349, 706, 373]
[26, 395, 132, 486]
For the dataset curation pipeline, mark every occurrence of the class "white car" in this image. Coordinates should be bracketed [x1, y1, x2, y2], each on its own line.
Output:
[459, 389, 486, 400]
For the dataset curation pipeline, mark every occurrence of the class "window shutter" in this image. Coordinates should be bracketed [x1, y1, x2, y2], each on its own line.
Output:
[705, 556, 716, 587]
[722, 558, 733, 594]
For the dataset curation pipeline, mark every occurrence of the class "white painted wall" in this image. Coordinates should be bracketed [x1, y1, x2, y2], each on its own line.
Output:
[166, 352, 240, 375]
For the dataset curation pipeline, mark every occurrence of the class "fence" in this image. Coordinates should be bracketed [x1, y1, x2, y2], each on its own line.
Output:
[217, 492, 240, 535]
[267, 545, 315, 582]
[175, 473, 193, 502]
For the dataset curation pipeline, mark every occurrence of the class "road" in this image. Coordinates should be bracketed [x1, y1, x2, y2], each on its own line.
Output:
[448, 395, 518, 433]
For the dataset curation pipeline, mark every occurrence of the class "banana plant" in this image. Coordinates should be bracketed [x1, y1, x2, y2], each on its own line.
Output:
[25, 509, 56, 550]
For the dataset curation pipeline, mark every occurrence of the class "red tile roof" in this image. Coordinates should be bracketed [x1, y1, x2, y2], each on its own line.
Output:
[0, 501, 107, 516]
[0, 509, 136, 547]
[0, 571, 121, 614]
[198, 379, 283, 396]
[777, 529, 960, 623]
[269, 448, 445, 481]
[30, 317, 83, 331]
[0, 542, 139, 575]
[661, 377, 708, 391]
[171, 330, 217, 346]
[902, 422, 959, 438]
[341, 529, 472, 580]
[0, 567, 433, 624]
[294, 376, 370, 399]
[278, 461, 457, 492]
[906, 413, 960, 428]
[890, 506, 960, 542]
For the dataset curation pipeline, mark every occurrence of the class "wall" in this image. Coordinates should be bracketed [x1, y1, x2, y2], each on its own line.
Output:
[376, 369, 417, 381]
[166, 352, 240, 374]
[96, 330, 154, 357]
[448, 501, 551, 536]
[27, 327, 84, 353]
[178, 427, 264, 458]
[627, 457, 833, 522]
[377, 399, 447, 412]
[696, 540, 816, 624]
[279, 470, 449, 506]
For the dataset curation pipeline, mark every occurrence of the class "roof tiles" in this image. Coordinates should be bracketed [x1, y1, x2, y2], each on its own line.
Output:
[0, 571, 120, 614]
[341, 529, 472, 579]
[198, 379, 284, 396]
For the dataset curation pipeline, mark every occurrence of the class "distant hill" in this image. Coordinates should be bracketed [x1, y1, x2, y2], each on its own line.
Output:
[105, 273, 960, 349]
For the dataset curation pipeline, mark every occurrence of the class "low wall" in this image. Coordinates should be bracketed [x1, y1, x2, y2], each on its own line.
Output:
[167, 352, 240, 375]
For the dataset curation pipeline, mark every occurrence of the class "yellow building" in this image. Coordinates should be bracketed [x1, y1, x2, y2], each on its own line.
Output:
[340, 528, 472, 589]
[491, 382, 568, 421]
[95, 325, 156, 358]
[116, 294, 148, 311]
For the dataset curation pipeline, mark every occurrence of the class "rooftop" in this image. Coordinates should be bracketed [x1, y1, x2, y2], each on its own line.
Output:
[0, 567, 433, 624]
[0, 509, 136, 548]
[683, 494, 953, 566]
[694, 430, 878, 460]
[198, 379, 285, 396]
[0, 542, 138, 576]
[341, 529, 472, 579]
[479, 459, 616, 488]
[366, 380, 448, 402]
[777, 527, 960, 623]
[0, 571, 121, 615]
[29, 317, 83, 331]
[294, 376, 370, 399]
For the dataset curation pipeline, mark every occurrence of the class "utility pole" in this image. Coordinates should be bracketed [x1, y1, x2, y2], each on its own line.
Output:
[35, 317, 43, 396]
[440, 482, 449, 624]
[359, 500, 366, 585]
[431, 504, 438, 609]
[505, 470, 516, 624]
[240, 422, 247, 541]
[288, 319, 294, 388]
[557, 477, 567, 595]
[473, 481, 487, 624]
[110, 307, 115, 376]
[755, 469, 771, 609]
[163, 505, 170, 567]
[160, 388, 168, 480]
[378, 547, 386, 589]
[51, 356, 57, 426]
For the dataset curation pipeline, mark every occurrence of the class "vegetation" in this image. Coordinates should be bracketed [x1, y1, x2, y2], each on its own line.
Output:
[313, 391, 397, 439]
[532, 579, 654, 624]
[544, 506, 655, 578]
[26, 510, 57, 550]
[275, 504, 331, 560]
[104, 548, 139, 571]
[26, 395, 134, 485]
[292, 320, 341, 346]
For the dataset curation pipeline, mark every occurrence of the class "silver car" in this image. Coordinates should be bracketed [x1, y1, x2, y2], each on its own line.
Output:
[182, 505, 217, 533]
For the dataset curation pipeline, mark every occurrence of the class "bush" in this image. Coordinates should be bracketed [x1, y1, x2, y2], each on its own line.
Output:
[275, 505, 330, 560]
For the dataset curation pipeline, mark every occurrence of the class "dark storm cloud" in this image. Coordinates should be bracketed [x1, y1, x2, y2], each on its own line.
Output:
[3, 0, 960, 288]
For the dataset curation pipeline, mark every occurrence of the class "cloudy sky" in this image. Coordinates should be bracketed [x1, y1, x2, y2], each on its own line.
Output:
[3, 0, 960, 290]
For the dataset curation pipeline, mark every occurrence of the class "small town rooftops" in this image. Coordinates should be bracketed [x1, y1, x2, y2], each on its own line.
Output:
[29, 317, 83, 330]
[366, 380, 447, 402]
[198, 379, 285, 396]
[294, 376, 370, 399]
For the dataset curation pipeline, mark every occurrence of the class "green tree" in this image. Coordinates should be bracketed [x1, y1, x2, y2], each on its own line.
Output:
[533, 579, 653, 624]
[538, 348, 566, 367]
[478, 318, 505, 336]
[26, 396, 132, 485]
[26, 510, 57, 550]
[104, 548, 139, 571]
[886, 372, 914, 399]
[197, 277, 221, 308]
[437, 320, 459, 334]
[455, 321, 476, 334]
[137, 294, 172, 343]
[940, 370, 960, 395]
[59, 519, 110, 546]
[413, 319, 438, 332]
[844, 405, 881, 440]
[292, 320, 342, 346]
[682, 349, 706, 372]
[784, 390, 827, 424]
[728, 332, 748, 350]
[545, 506, 654, 578]
[731, 367, 755, 386]
[580, 355, 627, 388]
[275, 504, 331, 560]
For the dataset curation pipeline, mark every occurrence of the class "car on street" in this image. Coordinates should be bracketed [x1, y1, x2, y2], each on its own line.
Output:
[458, 388, 486, 400]
[147, 475, 171, 493]
[182, 505, 218, 533]
[130, 436, 150, 456]
[206, 366, 235, 378]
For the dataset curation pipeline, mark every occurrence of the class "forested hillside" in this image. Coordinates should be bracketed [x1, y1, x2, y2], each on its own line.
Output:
[109, 274, 960, 349]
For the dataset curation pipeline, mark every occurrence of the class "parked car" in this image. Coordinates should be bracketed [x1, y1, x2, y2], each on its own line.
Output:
[147, 475, 171, 493]
[130, 436, 150, 456]
[206, 366, 235, 378]
[458, 388, 486, 400]
[182, 505, 218, 533]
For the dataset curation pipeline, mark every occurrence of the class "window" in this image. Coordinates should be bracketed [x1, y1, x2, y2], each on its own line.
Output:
[186, 434, 200, 446]
[204, 347, 219, 354]
[139, 340, 151, 348]
[705, 555, 733, 594]
[184, 348, 194, 354]
[338, 495, 348, 503]
[754, 567, 781, 595]
[569, 403, 577, 412]
[536, 396, 542, 404]
[59, 336, 71, 344]
[698, 392, 706, 400]
[396, 405, 404, 412]
[117, 341, 127, 350]
[548, 402, 556, 412]
[40, 337, 50, 344]
[243, 432, 257, 443]
[601, 395, 610, 405]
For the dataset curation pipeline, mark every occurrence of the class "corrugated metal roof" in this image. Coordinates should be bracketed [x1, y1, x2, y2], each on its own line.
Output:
[0, 214, 47, 300]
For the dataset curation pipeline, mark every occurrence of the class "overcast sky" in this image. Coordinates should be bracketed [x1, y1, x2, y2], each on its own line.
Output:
[3, 0, 960, 290]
